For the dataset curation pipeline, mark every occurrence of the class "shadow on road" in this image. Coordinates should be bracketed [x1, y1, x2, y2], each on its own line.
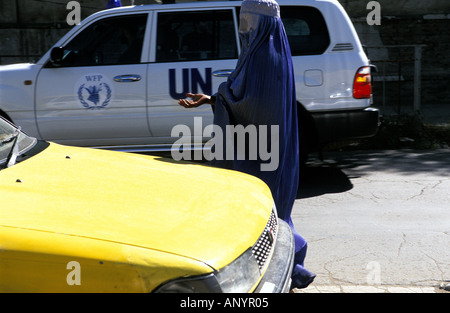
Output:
[319, 149, 450, 176]
[297, 163, 353, 199]
[296, 148, 450, 199]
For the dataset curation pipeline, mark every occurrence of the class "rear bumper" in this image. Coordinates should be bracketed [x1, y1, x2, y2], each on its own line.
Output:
[254, 219, 295, 293]
[312, 106, 380, 145]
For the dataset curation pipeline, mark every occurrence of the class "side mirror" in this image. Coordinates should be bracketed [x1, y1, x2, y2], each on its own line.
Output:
[50, 47, 64, 66]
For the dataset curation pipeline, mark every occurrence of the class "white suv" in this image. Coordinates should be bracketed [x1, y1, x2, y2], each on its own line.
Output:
[0, 0, 379, 161]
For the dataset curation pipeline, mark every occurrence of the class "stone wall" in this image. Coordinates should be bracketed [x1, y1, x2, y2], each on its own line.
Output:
[341, 0, 450, 109]
[369, 17, 449, 109]
[340, 0, 449, 16]
[0, 0, 144, 64]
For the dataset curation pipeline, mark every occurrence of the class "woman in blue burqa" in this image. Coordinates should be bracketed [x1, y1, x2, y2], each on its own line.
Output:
[178, 0, 315, 289]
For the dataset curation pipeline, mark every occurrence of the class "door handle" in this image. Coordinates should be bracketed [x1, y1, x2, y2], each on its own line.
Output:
[113, 74, 142, 82]
[212, 70, 234, 77]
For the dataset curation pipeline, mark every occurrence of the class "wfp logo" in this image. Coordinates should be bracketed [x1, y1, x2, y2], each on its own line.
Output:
[75, 74, 113, 109]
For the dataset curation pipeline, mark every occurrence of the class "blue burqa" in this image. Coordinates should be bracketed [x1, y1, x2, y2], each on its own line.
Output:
[212, 0, 315, 288]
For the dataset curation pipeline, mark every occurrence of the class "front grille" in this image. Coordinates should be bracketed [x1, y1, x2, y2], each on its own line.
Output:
[251, 211, 278, 271]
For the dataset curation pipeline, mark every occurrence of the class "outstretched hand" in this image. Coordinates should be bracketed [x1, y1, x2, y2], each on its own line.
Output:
[178, 93, 213, 108]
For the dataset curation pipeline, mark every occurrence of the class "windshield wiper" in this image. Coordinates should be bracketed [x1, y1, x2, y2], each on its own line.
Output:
[1, 127, 21, 168]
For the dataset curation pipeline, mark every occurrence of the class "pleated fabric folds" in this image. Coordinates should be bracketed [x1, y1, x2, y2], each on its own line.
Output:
[212, 0, 315, 288]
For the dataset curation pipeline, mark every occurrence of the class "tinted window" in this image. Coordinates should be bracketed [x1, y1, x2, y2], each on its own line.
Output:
[156, 10, 238, 62]
[281, 6, 330, 56]
[59, 14, 147, 67]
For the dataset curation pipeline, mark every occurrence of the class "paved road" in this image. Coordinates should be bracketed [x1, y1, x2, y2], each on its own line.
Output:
[292, 149, 450, 293]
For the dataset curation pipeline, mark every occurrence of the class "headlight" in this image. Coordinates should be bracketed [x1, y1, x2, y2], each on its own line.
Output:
[155, 207, 278, 293]
[154, 248, 260, 293]
[215, 247, 261, 292]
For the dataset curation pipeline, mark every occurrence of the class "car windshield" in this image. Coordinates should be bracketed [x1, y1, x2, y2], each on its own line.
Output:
[0, 117, 37, 168]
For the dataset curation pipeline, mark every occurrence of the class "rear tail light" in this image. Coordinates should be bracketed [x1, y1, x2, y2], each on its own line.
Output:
[353, 66, 372, 99]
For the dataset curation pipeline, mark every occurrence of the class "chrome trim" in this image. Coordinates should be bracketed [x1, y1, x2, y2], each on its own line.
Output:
[212, 69, 234, 77]
[251, 210, 278, 272]
[113, 74, 142, 82]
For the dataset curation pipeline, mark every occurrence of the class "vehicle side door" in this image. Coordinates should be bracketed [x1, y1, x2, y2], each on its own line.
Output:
[35, 13, 151, 147]
[146, 8, 239, 146]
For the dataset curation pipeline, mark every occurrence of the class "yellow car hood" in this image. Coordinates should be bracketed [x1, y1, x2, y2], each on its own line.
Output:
[0, 143, 273, 271]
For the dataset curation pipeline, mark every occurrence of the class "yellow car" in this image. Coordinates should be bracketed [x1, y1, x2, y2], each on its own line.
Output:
[0, 117, 294, 293]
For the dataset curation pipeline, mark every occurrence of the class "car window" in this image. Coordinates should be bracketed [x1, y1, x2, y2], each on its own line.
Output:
[280, 6, 330, 56]
[156, 10, 238, 62]
[59, 14, 148, 67]
[0, 118, 37, 167]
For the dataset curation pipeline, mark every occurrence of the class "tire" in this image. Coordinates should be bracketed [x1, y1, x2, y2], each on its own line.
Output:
[297, 102, 318, 167]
